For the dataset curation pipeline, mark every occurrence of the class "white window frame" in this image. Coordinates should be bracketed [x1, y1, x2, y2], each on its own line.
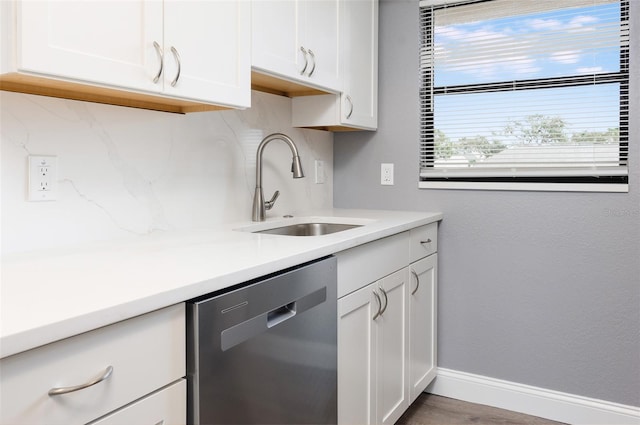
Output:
[418, 0, 630, 193]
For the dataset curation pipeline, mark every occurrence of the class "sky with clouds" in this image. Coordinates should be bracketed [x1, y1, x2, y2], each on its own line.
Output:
[431, 2, 623, 144]
[433, 2, 620, 87]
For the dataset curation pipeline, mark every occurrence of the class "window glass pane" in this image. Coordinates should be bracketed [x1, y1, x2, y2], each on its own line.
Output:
[434, 2, 621, 87]
[433, 83, 623, 168]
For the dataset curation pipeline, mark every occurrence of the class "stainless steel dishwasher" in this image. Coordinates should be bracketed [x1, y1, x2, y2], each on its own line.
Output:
[186, 256, 337, 425]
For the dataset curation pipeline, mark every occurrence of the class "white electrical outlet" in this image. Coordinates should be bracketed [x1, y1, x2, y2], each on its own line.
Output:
[315, 160, 325, 184]
[28, 155, 58, 201]
[381, 163, 394, 185]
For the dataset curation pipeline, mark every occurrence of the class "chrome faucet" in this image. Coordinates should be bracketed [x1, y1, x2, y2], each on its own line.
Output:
[252, 133, 305, 221]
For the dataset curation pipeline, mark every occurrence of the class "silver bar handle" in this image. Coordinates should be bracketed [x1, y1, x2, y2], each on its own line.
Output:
[48, 365, 113, 396]
[379, 287, 388, 316]
[306, 49, 316, 76]
[373, 290, 382, 320]
[420, 239, 432, 245]
[152, 41, 163, 84]
[411, 269, 420, 295]
[345, 95, 354, 119]
[299, 46, 309, 75]
[170, 46, 181, 87]
[265, 190, 280, 210]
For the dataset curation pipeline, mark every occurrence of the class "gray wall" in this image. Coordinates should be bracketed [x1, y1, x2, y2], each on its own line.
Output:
[334, 0, 640, 407]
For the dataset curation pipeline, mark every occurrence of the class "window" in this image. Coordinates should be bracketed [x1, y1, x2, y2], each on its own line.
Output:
[419, 0, 629, 191]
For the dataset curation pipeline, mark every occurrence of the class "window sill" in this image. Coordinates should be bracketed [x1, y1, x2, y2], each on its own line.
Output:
[418, 181, 629, 193]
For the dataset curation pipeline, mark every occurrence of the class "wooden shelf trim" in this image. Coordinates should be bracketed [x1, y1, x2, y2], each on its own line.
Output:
[0, 73, 228, 114]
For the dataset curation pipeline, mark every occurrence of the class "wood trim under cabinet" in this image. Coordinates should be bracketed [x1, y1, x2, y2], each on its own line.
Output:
[251, 70, 331, 97]
[297, 125, 367, 132]
[0, 73, 228, 114]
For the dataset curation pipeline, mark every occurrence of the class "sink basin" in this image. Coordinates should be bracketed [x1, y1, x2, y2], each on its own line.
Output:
[253, 222, 362, 236]
[234, 216, 375, 237]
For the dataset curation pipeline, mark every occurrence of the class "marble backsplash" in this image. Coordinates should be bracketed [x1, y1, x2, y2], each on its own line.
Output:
[0, 90, 333, 254]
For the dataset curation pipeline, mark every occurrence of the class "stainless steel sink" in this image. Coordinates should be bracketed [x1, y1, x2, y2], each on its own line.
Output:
[253, 222, 362, 236]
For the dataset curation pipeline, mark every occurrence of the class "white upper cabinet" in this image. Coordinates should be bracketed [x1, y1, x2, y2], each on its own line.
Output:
[300, 0, 340, 90]
[252, 0, 341, 93]
[340, 0, 378, 129]
[292, 0, 378, 131]
[2, 0, 250, 111]
[162, 1, 250, 107]
[16, 1, 162, 94]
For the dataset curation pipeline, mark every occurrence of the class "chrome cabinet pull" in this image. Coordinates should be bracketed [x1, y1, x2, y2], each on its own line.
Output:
[170, 46, 181, 87]
[345, 95, 354, 119]
[379, 287, 388, 316]
[373, 290, 382, 320]
[48, 365, 113, 396]
[299, 46, 309, 75]
[411, 269, 420, 295]
[420, 239, 432, 245]
[152, 41, 163, 84]
[306, 49, 316, 76]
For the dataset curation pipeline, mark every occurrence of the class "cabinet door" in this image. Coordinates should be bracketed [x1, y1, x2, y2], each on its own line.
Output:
[341, 0, 378, 129]
[376, 268, 410, 425]
[290, 0, 377, 130]
[163, 0, 250, 107]
[252, 0, 339, 92]
[17, 1, 162, 93]
[338, 283, 378, 425]
[299, 0, 340, 90]
[251, 0, 304, 79]
[409, 254, 438, 402]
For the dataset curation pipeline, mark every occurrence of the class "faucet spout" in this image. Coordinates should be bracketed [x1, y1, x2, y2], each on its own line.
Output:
[252, 133, 305, 222]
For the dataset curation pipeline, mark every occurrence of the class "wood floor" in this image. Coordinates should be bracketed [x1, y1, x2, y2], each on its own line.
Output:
[396, 393, 566, 425]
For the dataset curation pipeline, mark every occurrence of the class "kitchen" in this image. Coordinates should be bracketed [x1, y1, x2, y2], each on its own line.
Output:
[1, 1, 638, 425]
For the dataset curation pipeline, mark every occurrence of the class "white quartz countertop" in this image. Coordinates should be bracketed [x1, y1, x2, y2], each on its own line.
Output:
[0, 209, 442, 359]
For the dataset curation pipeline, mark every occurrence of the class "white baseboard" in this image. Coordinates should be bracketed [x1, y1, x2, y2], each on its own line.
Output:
[427, 368, 640, 425]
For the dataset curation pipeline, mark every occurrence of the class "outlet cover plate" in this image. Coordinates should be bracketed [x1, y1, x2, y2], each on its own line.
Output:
[315, 160, 325, 184]
[28, 155, 57, 201]
[381, 163, 394, 185]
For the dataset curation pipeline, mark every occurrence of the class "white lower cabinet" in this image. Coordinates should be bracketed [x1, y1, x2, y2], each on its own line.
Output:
[338, 282, 378, 425]
[409, 254, 438, 402]
[0, 304, 186, 425]
[338, 268, 410, 425]
[376, 268, 410, 425]
[337, 222, 439, 425]
[89, 379, 186, 425]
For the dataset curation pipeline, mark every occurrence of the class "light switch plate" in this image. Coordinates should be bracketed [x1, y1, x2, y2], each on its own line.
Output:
[28, 155, 58, 201]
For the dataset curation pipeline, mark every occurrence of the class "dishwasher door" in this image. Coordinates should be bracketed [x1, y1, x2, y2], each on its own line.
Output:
[187, 256, 337, 425]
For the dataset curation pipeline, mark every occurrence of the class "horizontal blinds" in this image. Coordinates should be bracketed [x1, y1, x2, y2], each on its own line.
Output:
[419, 0, 629, 180]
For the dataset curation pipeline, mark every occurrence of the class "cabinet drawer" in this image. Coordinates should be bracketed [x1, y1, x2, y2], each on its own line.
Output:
[336, 231, 410, 298]
[410, 223, 438, 263]
[0, 304, 185, 425]
[88, 379, 186, 425]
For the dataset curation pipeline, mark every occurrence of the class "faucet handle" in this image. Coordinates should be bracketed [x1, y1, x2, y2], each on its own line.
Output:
[265, 190, 280, 210]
